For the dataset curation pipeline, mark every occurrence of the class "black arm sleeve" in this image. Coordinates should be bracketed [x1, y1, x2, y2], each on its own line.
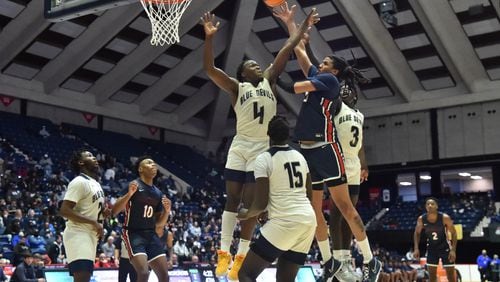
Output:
[305, 43, 320, 67]
[276, 77, 295, 94]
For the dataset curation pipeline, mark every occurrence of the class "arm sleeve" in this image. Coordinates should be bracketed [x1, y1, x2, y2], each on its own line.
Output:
[254, 153, 272, 179]
[63, 178, 86, 203]
[307, 65, 319, 77]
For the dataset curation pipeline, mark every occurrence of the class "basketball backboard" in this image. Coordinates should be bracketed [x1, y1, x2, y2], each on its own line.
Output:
[44, 0, 136, 22]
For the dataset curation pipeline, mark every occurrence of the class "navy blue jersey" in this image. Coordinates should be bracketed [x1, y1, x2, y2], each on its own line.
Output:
[294, 65, 341, 142]
[123, 179, 163, 231]
[422, 213, 449, 250]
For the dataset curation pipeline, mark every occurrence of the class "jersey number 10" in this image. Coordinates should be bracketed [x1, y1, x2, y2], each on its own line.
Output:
[143, 205, 154, 218]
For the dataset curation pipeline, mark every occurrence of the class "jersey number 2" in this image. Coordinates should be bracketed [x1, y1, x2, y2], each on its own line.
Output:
[284, 162, 303, 188]
[350, 126, 360, 147]
[253, 102, 264, 124]
[432, 232, 438, 240]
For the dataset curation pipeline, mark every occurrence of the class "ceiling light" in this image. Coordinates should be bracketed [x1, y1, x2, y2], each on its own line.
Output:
[379, 0, 398, 27]
[470, 175, 482, 180]
[458, 172, 471, 177]
[420, 175, 432, 180]
[399, 181, 412, 186]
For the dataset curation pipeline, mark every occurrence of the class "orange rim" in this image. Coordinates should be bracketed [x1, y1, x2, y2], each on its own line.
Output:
[143, 0, 187, 4]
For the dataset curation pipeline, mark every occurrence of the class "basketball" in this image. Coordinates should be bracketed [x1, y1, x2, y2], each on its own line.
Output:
[263, 0, 285, 8]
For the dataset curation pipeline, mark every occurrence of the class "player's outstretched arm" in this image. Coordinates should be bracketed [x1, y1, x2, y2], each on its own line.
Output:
[265, 8, 319, 84]
[111, 180, 138, 216]
[274, 3, 315, 76]
[444, 214, 457, 262]
[202, 12, 238, 103]
[413, 216, 423, 259]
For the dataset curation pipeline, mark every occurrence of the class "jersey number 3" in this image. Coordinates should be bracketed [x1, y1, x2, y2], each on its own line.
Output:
[253, 102, 264, 124]
[284, 162, 303, 188]
[350, 126, 360, 147]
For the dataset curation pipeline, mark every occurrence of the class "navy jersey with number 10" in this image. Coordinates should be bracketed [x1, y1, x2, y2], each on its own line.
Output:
[123, 179, 163, 231]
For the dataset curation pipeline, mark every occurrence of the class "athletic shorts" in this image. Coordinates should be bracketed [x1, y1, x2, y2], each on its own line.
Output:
[344, 156, 361, 186]
[122, 229, 166, 262]
[300, 143, 347, 190]
[63, 228, 98, 263]
[426, 248, 453, 267]
[225, 135, 268, 183]
[252, 218, 316, 265]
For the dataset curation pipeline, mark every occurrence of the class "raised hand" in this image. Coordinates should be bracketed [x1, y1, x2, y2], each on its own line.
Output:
[273, 2, 297, 24]
[304, 8, 320, 29]
[201, 12, 220, 37]
[162, 195, 171, 212]
[128, 180, 138, 196]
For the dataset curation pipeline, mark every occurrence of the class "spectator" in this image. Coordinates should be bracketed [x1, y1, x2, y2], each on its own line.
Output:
[100, 236, 116, 259]
[38, 126, 50, 139]
[94, 253, 113, 269]
[28, 229, 46, 255]
[173, 239, 190, 263]
[477, 249, 491, 282]
[47, 234, 65, 264]
[0, 258, 9, 282]
[32, 254, 46, 280]
[11, 249, 45, 282]
[491, 254, 500, 282]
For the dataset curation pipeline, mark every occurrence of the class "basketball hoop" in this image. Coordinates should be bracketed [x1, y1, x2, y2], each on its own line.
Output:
[140, 0, 192, 46]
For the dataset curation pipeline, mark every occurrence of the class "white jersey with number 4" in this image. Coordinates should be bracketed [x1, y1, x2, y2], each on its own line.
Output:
[234, 78, 277, 141]
[254, 146, 315, 224]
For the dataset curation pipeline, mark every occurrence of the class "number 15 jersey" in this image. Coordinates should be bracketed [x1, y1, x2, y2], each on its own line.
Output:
[123, 179, 163, 231]
[254, 146, 315, 224]
[234, 78, 276, 141]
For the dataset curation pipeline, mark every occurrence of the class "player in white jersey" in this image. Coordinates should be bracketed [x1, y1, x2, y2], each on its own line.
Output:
[202, 10, 318, 279]
[59, 150, 106, 282]
[238, 116, 316, 282]
[330, 83, 369, 282]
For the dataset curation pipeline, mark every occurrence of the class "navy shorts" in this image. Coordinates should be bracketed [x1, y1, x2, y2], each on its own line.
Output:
[251, 234, 308, 265]
[426, 248, 453, 267]
[68, 259, 94, 276]
[122, 229, 166, 262]
[301, 143, 347, 190]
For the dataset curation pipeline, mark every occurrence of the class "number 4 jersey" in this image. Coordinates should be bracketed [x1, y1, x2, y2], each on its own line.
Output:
[334, 102, 364, 185]
[234, 78, 276, 141]
[254, 146, 315, 224]
[123, 179, 163, 231]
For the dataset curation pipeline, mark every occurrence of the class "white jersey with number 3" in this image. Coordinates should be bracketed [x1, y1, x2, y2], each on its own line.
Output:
[335, 102, 364, 158]
[234, 78, 276, 141]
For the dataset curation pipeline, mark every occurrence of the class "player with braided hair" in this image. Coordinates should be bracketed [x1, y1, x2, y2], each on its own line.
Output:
[274, 3, 380, 282]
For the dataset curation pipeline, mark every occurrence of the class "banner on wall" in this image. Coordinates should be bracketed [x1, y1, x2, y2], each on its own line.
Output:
[369, 187, 381, 201]
[148, 126, 158, 135]
[0, 95, 15, 107]
[82, 112, 96, 123]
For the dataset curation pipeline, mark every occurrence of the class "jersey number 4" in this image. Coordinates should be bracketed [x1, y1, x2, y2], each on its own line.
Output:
[253, 102, 264, 124]
[284, 162, 303, 188]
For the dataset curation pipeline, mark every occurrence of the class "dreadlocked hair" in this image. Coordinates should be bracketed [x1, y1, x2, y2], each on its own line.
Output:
[328, 55, 370, 93]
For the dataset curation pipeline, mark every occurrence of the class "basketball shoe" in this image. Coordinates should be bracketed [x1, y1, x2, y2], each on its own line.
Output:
[228, 254, 245, 281]
[215, 250, 232, 277]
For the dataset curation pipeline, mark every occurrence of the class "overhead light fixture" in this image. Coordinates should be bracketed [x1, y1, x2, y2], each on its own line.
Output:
[420, 175, 432, 180]
[458, 172, 471, 177]
[399, 181, 412, 186]
[379, 0, 398, 27]
[471, 175, 483, 180]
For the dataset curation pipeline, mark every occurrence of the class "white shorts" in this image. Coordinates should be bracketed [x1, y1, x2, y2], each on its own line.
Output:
[63, 228, 98, 263]
[344, 156, 361, 185]
[225, 135, 268, 172]
[260, 218, 316, 254]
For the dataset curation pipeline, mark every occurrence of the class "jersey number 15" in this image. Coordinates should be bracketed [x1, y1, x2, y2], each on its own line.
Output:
[284, 162, 303, 188]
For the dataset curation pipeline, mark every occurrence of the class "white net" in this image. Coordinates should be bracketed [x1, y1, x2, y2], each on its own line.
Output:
[140, 0, 193, 46]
